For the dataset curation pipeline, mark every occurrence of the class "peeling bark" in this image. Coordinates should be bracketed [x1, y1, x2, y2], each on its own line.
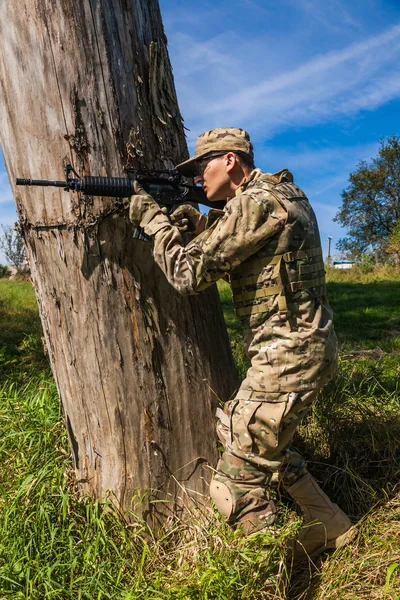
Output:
[0, 0, 238, 523]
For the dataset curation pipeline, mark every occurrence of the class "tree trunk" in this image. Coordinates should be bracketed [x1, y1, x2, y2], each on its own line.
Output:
[0, 0, 238, 524]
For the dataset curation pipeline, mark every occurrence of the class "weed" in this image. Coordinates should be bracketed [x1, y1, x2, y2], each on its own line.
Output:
[0, 372, 290, 598]
[0, 280, 48, 384]
[0, 270, 399, 599]
[0, 265, 9, 279]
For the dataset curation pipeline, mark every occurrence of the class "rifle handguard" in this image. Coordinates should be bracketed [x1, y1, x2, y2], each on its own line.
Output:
[74, 177, 135, 197]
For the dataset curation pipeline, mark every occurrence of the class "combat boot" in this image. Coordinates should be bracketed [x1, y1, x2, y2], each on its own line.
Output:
[285, 472, 356, 560]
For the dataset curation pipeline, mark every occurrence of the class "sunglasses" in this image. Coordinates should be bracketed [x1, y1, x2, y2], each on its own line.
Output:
[193, 152, 227, 177]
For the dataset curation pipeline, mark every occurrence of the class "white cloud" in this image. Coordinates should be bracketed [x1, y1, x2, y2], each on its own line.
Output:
[286, 0, 363, 31]
[1, 1, 397, 263]
[171, 22, 400, 143]
[0, 194, 13, 206]
[0, 157, 18, 239]
[0, 205, 17, 225]
[169, 31, 238, 79]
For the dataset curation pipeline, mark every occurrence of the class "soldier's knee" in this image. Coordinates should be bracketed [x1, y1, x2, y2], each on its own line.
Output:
[210, 479, 234, 519]
[210, 476, 277, 531]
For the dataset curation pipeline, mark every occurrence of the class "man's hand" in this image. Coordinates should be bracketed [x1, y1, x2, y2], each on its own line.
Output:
[169, 204, 206, 234]
[129, 181, 160, 227]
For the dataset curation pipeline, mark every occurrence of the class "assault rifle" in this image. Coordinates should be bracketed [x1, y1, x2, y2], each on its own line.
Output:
[16, 164, 225, 241]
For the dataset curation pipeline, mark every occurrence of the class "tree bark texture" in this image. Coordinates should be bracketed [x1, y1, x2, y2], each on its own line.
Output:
[0, 0, 238, 522]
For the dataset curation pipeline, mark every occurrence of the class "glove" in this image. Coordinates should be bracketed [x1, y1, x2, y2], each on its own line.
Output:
[169, 204, 206, 234]
[129, 181, 160, 227]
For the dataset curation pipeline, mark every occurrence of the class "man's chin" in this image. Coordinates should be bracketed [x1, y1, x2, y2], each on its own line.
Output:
[206, 191, 223, 202]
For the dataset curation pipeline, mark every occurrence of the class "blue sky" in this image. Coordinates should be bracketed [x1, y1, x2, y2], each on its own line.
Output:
[1, 0, 400, 262]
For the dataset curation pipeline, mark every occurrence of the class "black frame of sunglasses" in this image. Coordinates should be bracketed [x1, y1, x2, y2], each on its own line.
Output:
[193, 152, 228, 176]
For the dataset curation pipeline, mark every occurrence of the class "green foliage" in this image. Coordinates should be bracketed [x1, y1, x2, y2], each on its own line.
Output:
[218, 272, 400, 598]
[0, 373, 290, 598]
[334, 135, 400, 258]
[296, 354, 400, 516]
[217, 280, 250, 380]
[0, 280, 48, 384]
[1, 277, 400, 599]
[326, 262, 400, 283]
[0, 280, 289, 599]
[0, 264, 9, 278]
[326, 279, 400, 352]
[357, 253, 376, 273]
[0, 225, 25, 267]
[387, 219, 400, 260]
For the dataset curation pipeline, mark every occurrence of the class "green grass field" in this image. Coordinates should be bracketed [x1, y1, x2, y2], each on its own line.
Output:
[0, 269, 399, 599]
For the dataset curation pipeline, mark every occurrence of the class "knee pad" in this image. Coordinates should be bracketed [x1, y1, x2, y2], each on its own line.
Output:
[210, 477, 277, 529]
[210, 479, 234, 519]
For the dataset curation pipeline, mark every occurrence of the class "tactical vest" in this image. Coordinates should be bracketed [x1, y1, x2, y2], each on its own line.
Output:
[230, 173, 326, 320]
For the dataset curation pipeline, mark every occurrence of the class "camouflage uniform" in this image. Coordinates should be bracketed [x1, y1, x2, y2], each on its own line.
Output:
[132, 131, 337, 531]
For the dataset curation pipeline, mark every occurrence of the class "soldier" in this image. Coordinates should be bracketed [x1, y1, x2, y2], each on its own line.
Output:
[129, 128, 355, 559]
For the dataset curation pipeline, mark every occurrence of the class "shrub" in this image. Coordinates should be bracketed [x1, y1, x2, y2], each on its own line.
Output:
[0, 263, 9, 278]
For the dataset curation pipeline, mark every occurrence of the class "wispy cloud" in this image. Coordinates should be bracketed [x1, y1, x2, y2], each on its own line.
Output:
[286, 0, 363, 31]
[210, 25, 400, 111]
[169, 21, 400, 144]
[1, 0, 399, 262]
[0, 160, 17, 260]
[169, 31, 239, 79]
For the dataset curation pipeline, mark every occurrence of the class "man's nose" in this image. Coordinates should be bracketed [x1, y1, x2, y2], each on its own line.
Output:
[194, 175, 203, 185]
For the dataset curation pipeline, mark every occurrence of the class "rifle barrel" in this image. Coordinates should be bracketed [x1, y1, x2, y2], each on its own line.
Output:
[16, 179, 67, 187]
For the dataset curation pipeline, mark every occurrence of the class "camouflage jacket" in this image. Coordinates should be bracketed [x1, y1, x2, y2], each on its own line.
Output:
[141, 168, 337, 394]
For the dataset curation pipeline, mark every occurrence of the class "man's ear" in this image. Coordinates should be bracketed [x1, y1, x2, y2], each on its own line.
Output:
[225, 152, 238, 173]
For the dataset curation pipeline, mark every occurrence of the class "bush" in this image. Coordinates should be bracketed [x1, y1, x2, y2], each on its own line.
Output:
[0, 264, 9, 278]
[358, 252, 376, 273]
[387, 220, 400, 261]
[0, 224, 26, 267]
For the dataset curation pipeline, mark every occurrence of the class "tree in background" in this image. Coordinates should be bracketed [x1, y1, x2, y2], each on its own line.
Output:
[386, 220, 400, 262]
[334, 136, 400, 259]
[0, 225, 25, 267]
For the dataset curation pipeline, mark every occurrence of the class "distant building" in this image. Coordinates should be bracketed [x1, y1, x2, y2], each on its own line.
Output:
[333, 260, 357, 269]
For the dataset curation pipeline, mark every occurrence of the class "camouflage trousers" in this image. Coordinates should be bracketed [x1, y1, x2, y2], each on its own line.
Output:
[210, 390, 317, 527]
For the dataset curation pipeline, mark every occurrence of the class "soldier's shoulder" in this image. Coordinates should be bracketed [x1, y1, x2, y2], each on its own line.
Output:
[255, 171, 308, 201]
[228, 185, 271, 215]
[230, 168, 308, 211]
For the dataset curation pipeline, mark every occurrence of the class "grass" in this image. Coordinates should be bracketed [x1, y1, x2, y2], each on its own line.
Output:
[0, 281, 290, 599]
[216, 272, 400, 599]
[0, 280, 48, 382]
[0, 373, 290, 598]
[0, 371, 290, 598]
[0, 270, 400, 599]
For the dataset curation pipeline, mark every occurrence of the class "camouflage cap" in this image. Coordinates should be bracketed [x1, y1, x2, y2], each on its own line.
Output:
[176, 128, 254, 176]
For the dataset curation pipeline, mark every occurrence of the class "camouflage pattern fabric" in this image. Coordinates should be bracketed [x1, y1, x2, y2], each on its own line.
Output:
[135, 168, 338, 526]
[141, 168, 337, 394]
[176, 127, 254, 175]
[213, 390, 315, 525]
